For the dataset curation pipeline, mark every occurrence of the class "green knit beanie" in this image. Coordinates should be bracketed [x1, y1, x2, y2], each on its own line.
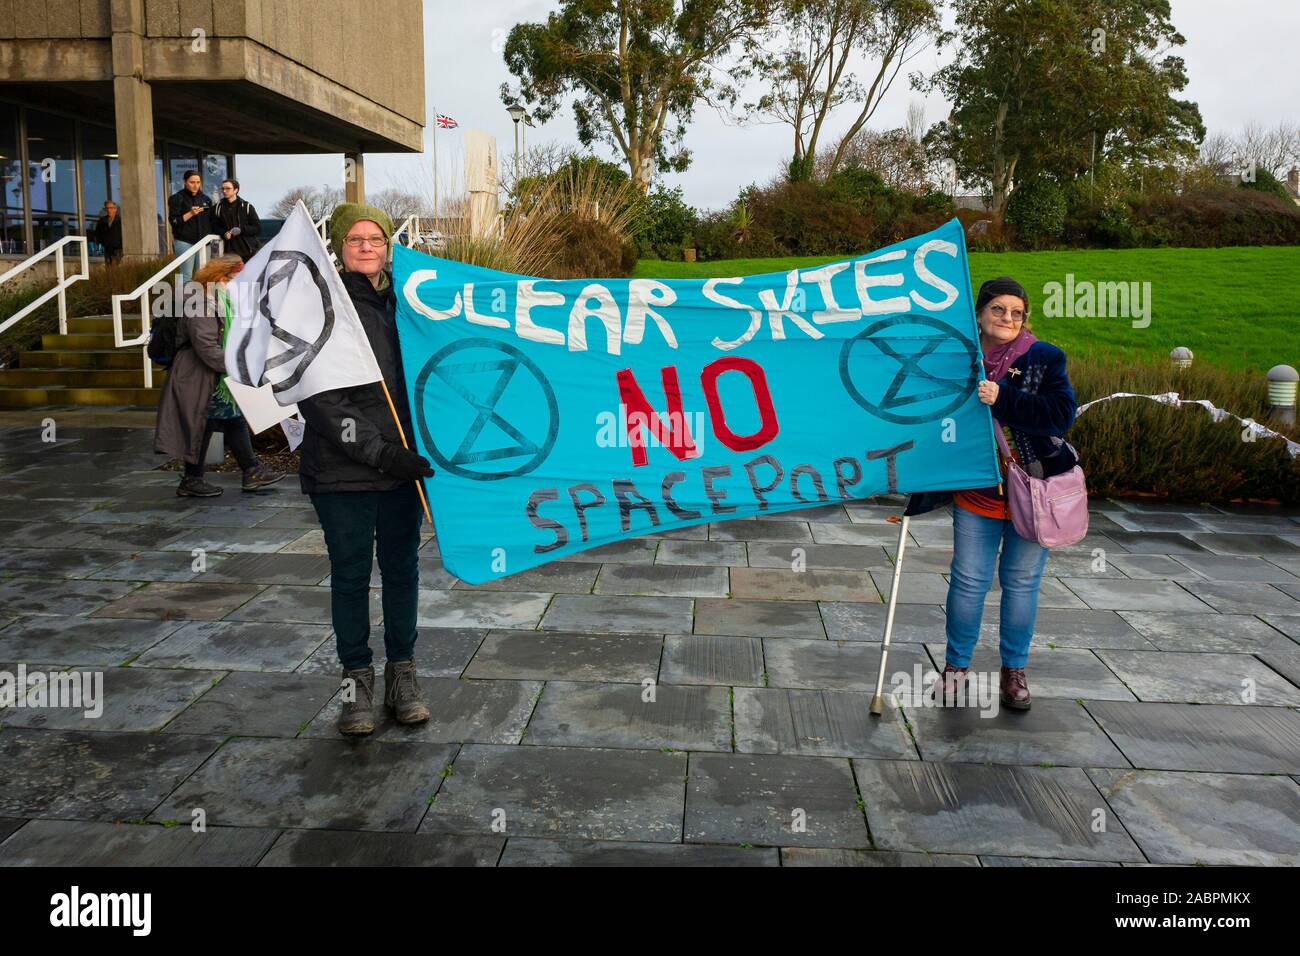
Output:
[328, 203, 394, 261]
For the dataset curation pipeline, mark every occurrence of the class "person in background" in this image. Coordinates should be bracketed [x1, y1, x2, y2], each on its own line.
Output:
[904, 276, 1078, 712]
[154, 253, 284, 497]
[298, 203, 434, 736]
[93, 200, 122, 263]
[167, 170, 213, 283]
[211, 179, 262, 262]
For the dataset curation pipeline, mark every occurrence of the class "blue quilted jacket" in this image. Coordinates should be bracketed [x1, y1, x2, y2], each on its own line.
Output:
[904, 340, 1079, 517]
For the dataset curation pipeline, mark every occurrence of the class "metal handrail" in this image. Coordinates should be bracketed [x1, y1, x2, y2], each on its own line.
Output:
[0, 235, 90, 336]
[392, 215, 421, 248]
[110, 234, 224, 389]
[314, 214, 337, 266]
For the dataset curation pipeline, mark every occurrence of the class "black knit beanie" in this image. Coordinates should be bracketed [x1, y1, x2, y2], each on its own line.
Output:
[975, 276, 1029, 313]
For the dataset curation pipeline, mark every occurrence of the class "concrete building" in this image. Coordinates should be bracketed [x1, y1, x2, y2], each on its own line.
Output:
[0, 0, 425, 261]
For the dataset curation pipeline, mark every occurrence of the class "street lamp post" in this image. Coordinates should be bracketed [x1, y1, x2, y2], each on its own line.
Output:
[507, 104, 526, 185]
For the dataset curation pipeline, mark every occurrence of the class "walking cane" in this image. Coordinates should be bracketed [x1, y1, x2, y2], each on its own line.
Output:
[870, 512, 910, 716]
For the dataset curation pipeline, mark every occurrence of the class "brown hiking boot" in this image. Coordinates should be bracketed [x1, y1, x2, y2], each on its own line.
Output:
[934, 663, 970, 706]
[241, 465, 285, 491]
[384, 659, 430, 725]
[177, 476, 222, 497]
[337, 665, 376, 736]
[1000, 666, 1032, 711]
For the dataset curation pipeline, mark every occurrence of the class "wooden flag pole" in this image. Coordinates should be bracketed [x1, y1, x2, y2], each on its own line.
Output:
[379, 378, 433, 525]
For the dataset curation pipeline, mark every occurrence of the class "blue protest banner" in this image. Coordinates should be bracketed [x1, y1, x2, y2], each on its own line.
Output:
[393, 217, 999, 584]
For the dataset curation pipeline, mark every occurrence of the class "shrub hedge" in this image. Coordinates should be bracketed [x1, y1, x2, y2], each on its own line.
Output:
[1066, 351, 1299, 504]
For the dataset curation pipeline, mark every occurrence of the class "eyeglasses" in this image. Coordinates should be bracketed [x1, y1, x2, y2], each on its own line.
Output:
[988, 304, 1026, 323]
[343, 235, 388, 249]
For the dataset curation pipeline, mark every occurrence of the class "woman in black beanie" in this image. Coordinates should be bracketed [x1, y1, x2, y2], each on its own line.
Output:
[905, 276, 1079, 711]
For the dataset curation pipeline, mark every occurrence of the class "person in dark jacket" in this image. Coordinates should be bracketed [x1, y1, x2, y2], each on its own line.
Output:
[93, 201, 123, 262]
[154, 253, 284, 496]
[298, 202, 435, 736]
[167, 170, 214, 283]
[211, 179, 262, 262]
[906, 276, 1078, 712]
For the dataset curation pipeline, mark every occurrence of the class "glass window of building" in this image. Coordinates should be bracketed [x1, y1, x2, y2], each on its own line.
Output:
[80, 122, 119, 257]
[167, 149, 201, 200]
[24, 109, 77, 251]
[201, 153, 229, 200]
[0, 101, 23, 255]
[154, 142, 166, 253]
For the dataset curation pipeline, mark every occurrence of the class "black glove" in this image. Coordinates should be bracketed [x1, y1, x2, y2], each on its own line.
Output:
[378, 443, 435, 480]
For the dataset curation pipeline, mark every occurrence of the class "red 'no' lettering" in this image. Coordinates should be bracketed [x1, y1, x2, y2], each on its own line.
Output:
[700, 356, 780, 451]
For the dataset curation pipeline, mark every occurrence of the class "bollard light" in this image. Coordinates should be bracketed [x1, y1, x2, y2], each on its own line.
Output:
[1170, 346, 1193, 370]
[1266, 364, 1298, 427]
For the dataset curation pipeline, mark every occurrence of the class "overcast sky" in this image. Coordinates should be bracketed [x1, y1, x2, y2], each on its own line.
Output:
[233, 0, 1300, 215]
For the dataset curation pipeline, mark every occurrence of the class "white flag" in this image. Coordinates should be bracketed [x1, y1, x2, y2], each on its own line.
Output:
[280, 414, 306, 452]
[224, 201, 382, 405]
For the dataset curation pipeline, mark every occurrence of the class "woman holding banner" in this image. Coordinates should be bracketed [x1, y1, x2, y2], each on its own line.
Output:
[154, 253, 284, 497]
[298, 203, 436, 736]
[905, 277, 1078, 711]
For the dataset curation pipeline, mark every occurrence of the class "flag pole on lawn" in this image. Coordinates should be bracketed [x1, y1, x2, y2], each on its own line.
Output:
[870, 512, 911, 716]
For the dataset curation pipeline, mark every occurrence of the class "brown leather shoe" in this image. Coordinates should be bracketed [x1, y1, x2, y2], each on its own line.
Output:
[935, 663, 969, 706]
[1000, 666, 1031, 710]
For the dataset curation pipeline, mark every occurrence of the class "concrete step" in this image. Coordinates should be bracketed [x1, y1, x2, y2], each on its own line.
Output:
[0, 366, 163, 388]
[19, 349, 161, 370]
[42, 332, 128, 350]
[67, 315, 144, 335]
[0, 384, 163, 407]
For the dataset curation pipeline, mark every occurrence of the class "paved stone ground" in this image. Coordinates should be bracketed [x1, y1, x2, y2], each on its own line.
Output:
[1, 419, 1298, 867]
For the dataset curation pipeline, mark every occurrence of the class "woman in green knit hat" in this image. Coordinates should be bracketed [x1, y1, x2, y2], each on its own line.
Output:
[299, 202, 436, 735]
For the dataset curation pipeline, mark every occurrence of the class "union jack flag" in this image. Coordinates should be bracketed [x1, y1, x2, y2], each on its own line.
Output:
[436, 114, 458, 129]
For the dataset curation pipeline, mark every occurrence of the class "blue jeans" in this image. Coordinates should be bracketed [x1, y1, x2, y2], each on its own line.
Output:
[311, 483, 423, 670]
[944, 505, 1049, 669]
[173, 239, 196, 283]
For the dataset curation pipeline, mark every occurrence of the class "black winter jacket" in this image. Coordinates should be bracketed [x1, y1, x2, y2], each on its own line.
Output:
[93, 213, 122, 260]
[168, 188, 215, 244]
[297, 270, 418, 495]
[905, 340, 1078, 516]
[212, 197, 262, 261]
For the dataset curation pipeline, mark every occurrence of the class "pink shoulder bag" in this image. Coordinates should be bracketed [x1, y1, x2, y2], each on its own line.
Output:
[994, 425, 1089, 548]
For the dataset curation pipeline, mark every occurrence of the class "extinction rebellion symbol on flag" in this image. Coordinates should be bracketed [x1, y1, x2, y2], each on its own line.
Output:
[236, 250, 336, 395]
[838, 314, 979, 425]
[413, 338, 560, 481]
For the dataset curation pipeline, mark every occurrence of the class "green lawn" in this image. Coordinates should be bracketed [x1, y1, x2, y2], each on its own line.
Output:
[634, 246, 1300, 374]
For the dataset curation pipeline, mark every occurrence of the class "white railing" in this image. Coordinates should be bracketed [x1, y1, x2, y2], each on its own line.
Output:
[110, 234, 223, 389]
[392, 215, 422, 252]
[315, 215, 337, 266]
[0, 236, 90, 336]
[392, 216, 446, 255]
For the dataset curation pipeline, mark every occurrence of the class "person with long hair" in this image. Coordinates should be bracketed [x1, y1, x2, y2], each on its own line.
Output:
[154, 253, 284, 497]
[166, 170, 213, 283]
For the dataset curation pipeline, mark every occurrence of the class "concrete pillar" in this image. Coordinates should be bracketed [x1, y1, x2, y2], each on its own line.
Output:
[111, 0, 160, 260]
[345, 152, 365, 204]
